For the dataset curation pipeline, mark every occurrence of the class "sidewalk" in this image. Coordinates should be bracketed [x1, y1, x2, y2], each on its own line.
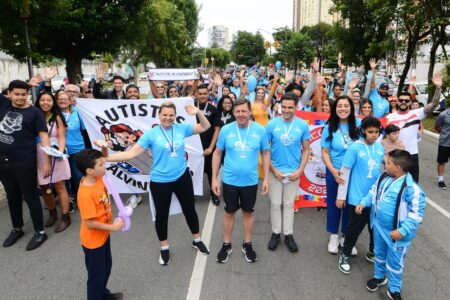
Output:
[0, 183, 4, 206]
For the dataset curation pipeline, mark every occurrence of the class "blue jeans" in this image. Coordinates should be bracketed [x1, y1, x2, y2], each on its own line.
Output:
[66, 152, 83, 199]
[325, 169, 348, 234]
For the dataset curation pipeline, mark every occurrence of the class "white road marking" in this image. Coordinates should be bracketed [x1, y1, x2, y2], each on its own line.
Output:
[426, 197, 450, 220]
[186, 200, 217, 300]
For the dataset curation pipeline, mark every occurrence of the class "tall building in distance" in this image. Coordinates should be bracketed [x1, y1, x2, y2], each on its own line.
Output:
[293, 0, 339, 31]
[208, 25, 230, 50]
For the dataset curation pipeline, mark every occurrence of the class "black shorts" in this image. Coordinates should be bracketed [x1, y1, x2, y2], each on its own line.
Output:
[437, 145, 450, 164]
[222, 182, 258, 213]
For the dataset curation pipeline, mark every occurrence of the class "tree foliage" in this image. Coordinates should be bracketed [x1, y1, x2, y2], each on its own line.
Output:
[300, 22, 339, 69]
[0, 0, 145, 83]
[206, 48, 231, 69]
[274, 32, 314, 71]
[230, 31, 266, 66]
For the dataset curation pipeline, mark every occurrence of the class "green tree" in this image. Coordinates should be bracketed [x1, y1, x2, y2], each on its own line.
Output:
[300, 22, 339, 69]
[0, 0, 145, 83]
[207, 48, 231, 69]
[170, 0, 200, 47]
[122, 0, 197, 83]
[275, 32, 314, 72]
[230, 31, 266, 66]
[331, 0, 395, 69]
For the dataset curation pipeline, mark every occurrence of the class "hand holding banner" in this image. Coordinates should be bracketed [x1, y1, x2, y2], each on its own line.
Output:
[148, 69, 199, 81]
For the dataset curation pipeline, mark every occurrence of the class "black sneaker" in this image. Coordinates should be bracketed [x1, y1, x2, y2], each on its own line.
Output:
[267, 233, 280, 251]
[284, 235, 298, 253]
[366, 277, 388, 292]
[68, 198, 75, 214]
[365, 251, 375, 263]
[105, 292, 124, 300]
[339, 252, 351, 274]
[159, 249, 170, 266]
[387, 290, 403, 300]
[438, 181, 447, 190]
[211, 194, 220, 206]
[216, 243, 232, 263]
[242, 241, 257, 263]
[26, 232, 48, 251]
[192, 240, 210, 254]
[3, 229, 24, 247]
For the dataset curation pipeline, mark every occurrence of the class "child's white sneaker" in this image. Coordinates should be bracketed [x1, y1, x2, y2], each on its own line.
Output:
[328, 234, 339, 254]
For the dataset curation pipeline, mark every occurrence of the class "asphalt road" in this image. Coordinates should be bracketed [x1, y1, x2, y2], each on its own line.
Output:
[0, 133, 449, 300]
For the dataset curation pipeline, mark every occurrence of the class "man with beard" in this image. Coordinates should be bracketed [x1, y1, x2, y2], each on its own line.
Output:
[195, 84, 221, 205]
[386, 73, 442, 183]
[368, 58, 390, 118]
[125, 84, 140, 100]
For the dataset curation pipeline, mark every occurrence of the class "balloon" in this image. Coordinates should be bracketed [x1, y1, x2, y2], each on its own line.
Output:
[247, 75, 257, 92]
[104, 176, 133, 232]
[275, 61, 282, 69]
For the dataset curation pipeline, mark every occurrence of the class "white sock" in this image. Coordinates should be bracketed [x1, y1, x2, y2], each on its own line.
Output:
[39, 231, 45, 234]
[194, 238, 201, 243]
[439, 176, 444, 182]
[161, 245, 169, 250]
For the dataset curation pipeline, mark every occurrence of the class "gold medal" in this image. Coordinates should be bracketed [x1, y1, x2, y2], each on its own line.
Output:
[46, 188, 52, 194]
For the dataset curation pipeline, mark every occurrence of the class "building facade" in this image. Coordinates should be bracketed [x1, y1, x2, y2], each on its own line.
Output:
[208, 25, 230, 50]
[293, 0, 339, 31]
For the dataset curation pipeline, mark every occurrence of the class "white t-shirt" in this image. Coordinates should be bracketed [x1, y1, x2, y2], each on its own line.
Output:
[386, 108, 424, 155]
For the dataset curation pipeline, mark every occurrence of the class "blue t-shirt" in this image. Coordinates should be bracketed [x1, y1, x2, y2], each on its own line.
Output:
[137, 123, 193, 183]
[342, 141, 384, 206]
[216, 121, 269, 186]
[266, 116, 310, 174]
[320, 123, 358, 170]
[63, 107, 86, 155]
[369, 89, 390, 118]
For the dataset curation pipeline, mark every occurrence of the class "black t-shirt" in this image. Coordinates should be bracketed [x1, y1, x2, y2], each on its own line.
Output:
[195, 101, 220, 150]
[0, 95, 47, 161]
[219, 111, 236, 127]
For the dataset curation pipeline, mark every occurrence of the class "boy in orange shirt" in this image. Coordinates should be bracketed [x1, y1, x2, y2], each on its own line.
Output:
[75, 149, 124, 300]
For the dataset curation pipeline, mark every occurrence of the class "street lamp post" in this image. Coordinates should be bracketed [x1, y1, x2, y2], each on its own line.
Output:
[20, 1, 36, 103]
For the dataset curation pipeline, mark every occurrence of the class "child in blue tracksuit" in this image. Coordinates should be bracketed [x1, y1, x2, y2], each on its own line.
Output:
[356, 149, 426, 300]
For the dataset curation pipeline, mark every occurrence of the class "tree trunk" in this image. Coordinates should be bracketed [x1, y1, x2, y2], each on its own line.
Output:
[427, 34, 439, 103]
[65, 54, 83, 84]
[398, 35, 416, 97]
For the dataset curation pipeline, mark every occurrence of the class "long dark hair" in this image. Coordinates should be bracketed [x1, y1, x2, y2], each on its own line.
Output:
[35, 92, 68, 128]
[359, 98, 373, 116]
[217, 95, 233, 114]
[326, 95, 358, 142]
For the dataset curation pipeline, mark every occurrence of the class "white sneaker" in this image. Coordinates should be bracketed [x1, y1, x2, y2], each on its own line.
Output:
[328, 234, 339, 254]
[340, 236, 358, 256]
[126, 194, 142, 208]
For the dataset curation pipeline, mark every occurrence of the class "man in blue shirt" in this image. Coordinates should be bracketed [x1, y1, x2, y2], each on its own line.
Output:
[212, 99, 270, 263]
[368, 58, 390, 118]
[265, 92, 310, 253]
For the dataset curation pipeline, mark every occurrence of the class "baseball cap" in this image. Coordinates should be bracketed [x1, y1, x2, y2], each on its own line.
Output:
[379, 82, 389, 89]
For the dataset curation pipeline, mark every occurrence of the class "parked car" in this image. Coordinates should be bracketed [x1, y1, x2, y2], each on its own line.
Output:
[83, 73, 95, 82]
[394, 81, 445, 107]
[103, 73, 114, 82]
[51, 75, 67, 92]
[139, 72, 148, 80]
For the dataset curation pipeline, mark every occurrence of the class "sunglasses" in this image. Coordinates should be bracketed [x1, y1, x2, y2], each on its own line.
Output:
[398, 99, 411, 103]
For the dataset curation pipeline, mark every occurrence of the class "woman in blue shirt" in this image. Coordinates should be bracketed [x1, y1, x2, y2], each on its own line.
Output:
[103, 101, 211, 266]
[320, 96, 359, 255]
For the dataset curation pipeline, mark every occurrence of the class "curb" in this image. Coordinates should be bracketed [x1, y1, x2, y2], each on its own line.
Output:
[424, 130, 439, 140]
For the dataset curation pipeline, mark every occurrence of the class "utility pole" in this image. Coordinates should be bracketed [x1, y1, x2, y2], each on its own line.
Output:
[21, 0, 36, 103]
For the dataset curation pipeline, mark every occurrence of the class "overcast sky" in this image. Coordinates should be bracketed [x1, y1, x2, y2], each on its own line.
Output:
[195, 0, 293, 46]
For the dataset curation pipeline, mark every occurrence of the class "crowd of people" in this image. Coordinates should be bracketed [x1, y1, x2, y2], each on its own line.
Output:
[0, 57, 448, 300]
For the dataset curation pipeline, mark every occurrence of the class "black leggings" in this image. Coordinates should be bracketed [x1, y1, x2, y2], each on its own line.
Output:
[204, 153, 213, 195]
[150, 169, 200, 241]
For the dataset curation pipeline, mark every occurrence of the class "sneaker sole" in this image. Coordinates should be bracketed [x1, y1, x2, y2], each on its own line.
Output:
[216, 249, 232, 263]
[387, 290, 400, 300]
[241, 248, 258, 263]
[338, 263, 351, 275]
[365, 256, 375, 263]
[366, 277, 388, 292]
[328, 248, 339, 254]
[192, 244, 210, 255]
[159, 255, 170, 266]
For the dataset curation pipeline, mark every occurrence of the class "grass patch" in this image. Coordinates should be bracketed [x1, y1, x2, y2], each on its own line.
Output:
[422, 116, 437, 133]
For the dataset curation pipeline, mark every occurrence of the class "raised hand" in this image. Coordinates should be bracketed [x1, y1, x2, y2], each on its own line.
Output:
[44, 67, 58, 80]
[185, 104, 200, 115]
[96, 66, 105, 81]
[28, 74, 43, 87]
[432, 73, 442, 87]
[311, 60, 319, 73]
[369, 58, 377, 70]
[214, 74, 222, 85]
[349, 77, 359, 90]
